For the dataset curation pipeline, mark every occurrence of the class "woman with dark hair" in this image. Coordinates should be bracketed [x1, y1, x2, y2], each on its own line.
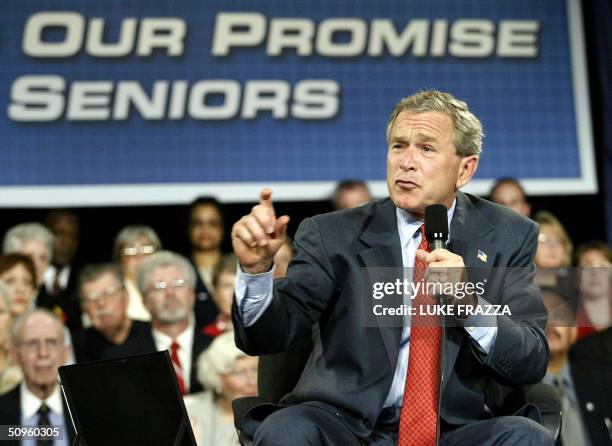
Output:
[0, 254, 37, 318]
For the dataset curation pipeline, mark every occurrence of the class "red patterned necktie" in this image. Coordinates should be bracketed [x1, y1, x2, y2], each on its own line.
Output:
[398, 225, 441, 445]
[170, 341, 186, 395]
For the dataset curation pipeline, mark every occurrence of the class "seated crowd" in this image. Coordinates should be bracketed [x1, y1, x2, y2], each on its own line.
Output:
[0, 181, 609, 446]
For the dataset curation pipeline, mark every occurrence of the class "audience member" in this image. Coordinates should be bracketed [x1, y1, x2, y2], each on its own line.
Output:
[184, 331, 257, 446]
[2, 223, 53, 292]
[202, 255, 237, 338]
[541, 286, 594, 446]
[534, 211, 573, 269]
[332, 179, 372, 210]
[568, 326, 612, 445]
[534, 211, 575, 293]
[188, 197, 225, 327]
[575, 241, 612, 338]
[0, 254, 37, 317]
[72, 264, 152, 362]
[488, 177, 531, 217]
[139, 251, 211, 393]
[113, 225, 161, 322]
[0, 282, 22, 394]
[41, 210, 82, 329]
[0, 309, 74, 443]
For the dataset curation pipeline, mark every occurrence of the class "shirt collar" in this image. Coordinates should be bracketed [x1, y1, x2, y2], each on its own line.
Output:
[21, 382, 63, 419]
[543, 363, 576, 396]
[396, 199, 456, 248]
[152, 321, 194, 351]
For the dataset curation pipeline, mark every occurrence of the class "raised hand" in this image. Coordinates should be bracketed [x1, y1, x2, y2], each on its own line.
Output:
[231, 188, 290, 274]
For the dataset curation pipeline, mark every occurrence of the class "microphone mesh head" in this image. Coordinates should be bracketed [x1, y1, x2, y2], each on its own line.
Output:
[425, 204, 448, 241]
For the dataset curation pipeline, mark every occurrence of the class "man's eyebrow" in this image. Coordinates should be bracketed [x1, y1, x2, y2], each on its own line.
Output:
[389, 134, 439, 144]
[415, 132, 438, 143]
[389, 136, 409, 144]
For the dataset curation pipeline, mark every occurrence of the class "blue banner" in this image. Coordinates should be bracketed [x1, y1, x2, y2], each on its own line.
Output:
[0, 0, 596, 206]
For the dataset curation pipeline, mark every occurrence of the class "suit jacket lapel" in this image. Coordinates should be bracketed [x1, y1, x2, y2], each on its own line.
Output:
[449, 192, 496, 268]
[190, 329, 211, 393]
[357, 199, 404, 372]
[443, 192, 497, 391]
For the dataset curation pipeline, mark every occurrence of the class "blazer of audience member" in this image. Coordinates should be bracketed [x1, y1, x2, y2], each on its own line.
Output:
[73, 319, 153, 364]
[190, 257, 220, 329]
[0, 385, 75, 446]
[233, 193, 548, 435]
[104, 251, 212, 394]
[101, 325, 210, 394]
[569, 327, 612, 445]
[37, 265, 82, 331]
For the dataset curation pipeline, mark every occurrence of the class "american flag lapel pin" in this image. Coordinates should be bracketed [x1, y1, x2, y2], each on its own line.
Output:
[477, 250, 488, 263]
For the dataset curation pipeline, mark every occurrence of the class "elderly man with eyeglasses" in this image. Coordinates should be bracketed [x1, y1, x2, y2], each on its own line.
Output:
[101, 251, 211, 395]
[71, 264, 152, 363]
[0, 309, 75, 444]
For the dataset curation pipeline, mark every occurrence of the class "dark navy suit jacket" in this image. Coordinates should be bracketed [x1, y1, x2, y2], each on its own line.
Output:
[233, 192, 549, 437]
[0, 385, 75, 445]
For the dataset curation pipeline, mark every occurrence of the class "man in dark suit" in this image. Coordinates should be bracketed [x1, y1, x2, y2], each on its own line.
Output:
[38, 210, 82, 330]
[231, 90, 552, 445]
[0, 309, 74, 445]
[103, 251, 211, 394]
[570, 327, 612, 445]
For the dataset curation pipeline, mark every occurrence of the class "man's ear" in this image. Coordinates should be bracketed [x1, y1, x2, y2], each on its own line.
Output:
[456, 155, 479, 189]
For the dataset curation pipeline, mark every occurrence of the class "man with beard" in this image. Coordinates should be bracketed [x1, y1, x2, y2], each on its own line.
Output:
[111, 251, 211, 395]
[71, 264, 151, 362]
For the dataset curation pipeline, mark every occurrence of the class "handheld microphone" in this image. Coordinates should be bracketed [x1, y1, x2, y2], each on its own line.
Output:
[425, 204, 448, 251]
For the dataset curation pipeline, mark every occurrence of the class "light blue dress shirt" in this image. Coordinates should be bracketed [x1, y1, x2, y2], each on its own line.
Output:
[235, 199, 498, 408]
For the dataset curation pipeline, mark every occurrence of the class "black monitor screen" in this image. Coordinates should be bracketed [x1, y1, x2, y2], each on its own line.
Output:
[59, 351, 195, 446]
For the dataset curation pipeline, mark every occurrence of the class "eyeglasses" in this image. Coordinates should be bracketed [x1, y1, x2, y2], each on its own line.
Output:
[150, 278, 187, 293]
[538, 234, 562, 247]
[121, 245, 156, 257]
[82, 286, 122, 303]
[18, 338, 63, 354]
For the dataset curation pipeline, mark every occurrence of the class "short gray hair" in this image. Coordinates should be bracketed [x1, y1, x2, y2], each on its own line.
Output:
[11, 308, 65, 346]
[386, 90, 484, 157]
[112, 225, 162, 261]
[196, 331, 248, 393]
[136, 251, 196, 295]
[0, 280, 11, 310]
[2, 223, 54, 258]
[78, 263, 124, 301]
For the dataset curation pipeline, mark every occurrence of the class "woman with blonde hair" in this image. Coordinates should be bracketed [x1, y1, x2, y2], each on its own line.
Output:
[184, 331, 257, 446]
[534, 211, 573, 268]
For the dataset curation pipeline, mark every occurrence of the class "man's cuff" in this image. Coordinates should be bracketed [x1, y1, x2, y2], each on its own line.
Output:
[235, 263, 274, 327]
[463, 296, 498, 354]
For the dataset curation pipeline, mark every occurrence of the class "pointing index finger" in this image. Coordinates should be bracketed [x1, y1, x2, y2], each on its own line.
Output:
[259, 188, 274, 209]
